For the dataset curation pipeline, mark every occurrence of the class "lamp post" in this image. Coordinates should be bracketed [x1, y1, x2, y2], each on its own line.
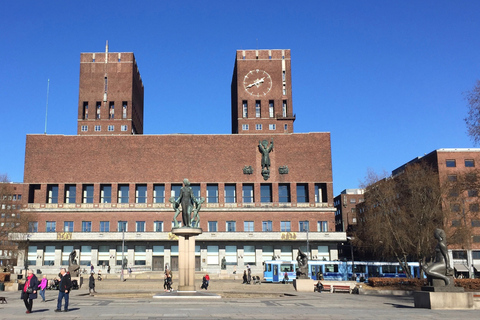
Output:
[347, 236, 355, 280]
[120, 224, 125, 282]
[304, 223, 310, 258]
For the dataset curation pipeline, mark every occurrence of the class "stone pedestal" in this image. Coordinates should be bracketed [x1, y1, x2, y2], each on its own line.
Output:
[414, 291, 474, 309]
[171, 228, 202, 292]
[293, 279, 314, 292]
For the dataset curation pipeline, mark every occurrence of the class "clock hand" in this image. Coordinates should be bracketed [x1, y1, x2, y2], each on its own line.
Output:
[246, 77, 265, 88]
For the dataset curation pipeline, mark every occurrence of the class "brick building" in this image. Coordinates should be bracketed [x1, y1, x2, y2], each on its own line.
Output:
[0, 182, 23, 269]
[13, 47, 344, 275]
[334, 189, 364, 233]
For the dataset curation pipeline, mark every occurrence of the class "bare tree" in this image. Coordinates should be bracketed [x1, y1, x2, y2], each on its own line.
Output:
[464, 80, 480, 145]
[0, 174, 30, 271]
[355, 163, 444, 278]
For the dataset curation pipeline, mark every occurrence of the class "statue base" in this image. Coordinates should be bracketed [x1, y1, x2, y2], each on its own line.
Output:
[292, 279, 314, 292]
[414, 291, 474, 309]
[171, 228, 202, 291]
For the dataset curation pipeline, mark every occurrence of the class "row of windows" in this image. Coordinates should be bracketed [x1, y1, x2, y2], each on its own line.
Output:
[1, 194, 22, 201]
[82, 101, 128, 120]
[81, 125, 128, 132]
[452, 219, 480, 227]
[42, 183, 327, 204]
[242, 124, 287, 131]
[242, 100, 288, 118]
[446, 159, 475, 168]
[28, 220, 329, 233]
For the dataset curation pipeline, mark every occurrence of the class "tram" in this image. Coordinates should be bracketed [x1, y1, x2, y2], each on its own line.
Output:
[263, 260, 421, 282]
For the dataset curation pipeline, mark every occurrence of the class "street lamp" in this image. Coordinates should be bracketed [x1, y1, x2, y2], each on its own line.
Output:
[120, 224, 125, 282]
[347, 236, 355, 280]
[303, 222, 309, 258]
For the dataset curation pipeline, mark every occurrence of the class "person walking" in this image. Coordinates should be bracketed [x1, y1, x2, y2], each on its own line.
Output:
[55, 268, 72, 312]
[89, 272, 96, 294]
[38, 275, 48, 302]
[242, 270, 248, 284]
[22, 269, 39, 314]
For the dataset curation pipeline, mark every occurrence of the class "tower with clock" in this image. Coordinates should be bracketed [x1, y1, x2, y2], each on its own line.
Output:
[231, 49, 295, 134]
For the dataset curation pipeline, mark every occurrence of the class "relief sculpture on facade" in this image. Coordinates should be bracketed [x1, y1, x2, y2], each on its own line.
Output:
[259, 139, 274, 180]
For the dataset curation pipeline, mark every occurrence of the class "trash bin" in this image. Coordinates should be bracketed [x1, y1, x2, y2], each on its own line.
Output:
[0, 283, 5, 291]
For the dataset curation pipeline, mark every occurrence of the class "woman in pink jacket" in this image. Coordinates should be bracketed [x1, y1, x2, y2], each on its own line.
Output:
[38, 275, 48, 302]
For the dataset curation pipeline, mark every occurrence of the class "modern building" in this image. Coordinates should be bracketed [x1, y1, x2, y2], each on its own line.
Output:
[13, 46, 344, 276]
[334, 189, 364, 233]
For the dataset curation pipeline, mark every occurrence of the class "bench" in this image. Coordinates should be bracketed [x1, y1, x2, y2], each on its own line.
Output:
[314, 284, 331, 292]
[333, 285, 352, 293]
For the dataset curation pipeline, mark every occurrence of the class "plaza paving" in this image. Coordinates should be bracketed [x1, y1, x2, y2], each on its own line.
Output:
[0, 279, 479, 319]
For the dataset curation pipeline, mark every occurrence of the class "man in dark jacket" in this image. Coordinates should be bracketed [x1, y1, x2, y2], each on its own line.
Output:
[55, 268, 72, 312]
[89, 272, 96, 294]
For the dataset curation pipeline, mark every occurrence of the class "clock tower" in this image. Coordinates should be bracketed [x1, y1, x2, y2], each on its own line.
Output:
[231, 49, 295, 134]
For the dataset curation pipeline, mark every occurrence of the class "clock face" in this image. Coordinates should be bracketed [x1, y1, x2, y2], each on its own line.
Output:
[243, 69, 272, 97]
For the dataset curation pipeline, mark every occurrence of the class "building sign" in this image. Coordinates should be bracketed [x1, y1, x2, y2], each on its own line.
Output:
[281, 232, 297, 240]
[57, 232, 72, 240]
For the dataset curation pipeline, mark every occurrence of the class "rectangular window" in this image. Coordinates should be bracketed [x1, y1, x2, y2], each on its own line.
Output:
[118, 184, 129, 203]
[242, 124, 249, 131]
[100, 184, 111, 203]
[468, 190, 478, 197]
[108, 125, 114, 131]
[255, 101, 261, 117]
[317, 221, 328, 232]
[82, 221, 92, 232]
[81, 125, 88, 132]
[121, 125, 128, 132]
[299, 221, 309, 232]
[315, 183, 327, 203]
[65, 184, 76, 204]
[191, 184, 201, 198]
[83, 102, 88, 119]
[64, 221, 73, 232]
[278, 184, 290, 203]
[260, 184, 272, 203]
[136, 221, 145, 232]
[225, 245, 237, 265]
[244, 221, 254, 232]
[470, 203, 479, 212]
[280, 221, 291, 232]
[208, 221, 218, 232]
[446, 159, 456, 167]
[226, 221, 236, 232]
[269, 100, 274, 117]
[297, 184, 309, 203]
[47, 184, 59, 204]
[255, 124, 262, 130]
[122, 102, 127, 119]
[282, 100, 287, 117]
[465, 159, 475, 167]
[153, 184, 165, 203]
[262, 221, 272, 232]
[118, 221, 127, 232]
[471, 220, 480, 227]
[100, 221, 110, 232]
[170, 184, 182, 198]
[94, 125, 101, 132]
[269, 124, 276, 130]
[82, 185, 94, 203]
[46, 221, 56, 232]
[96, 102, 101, 119]
[225, 184, 236, 203]
[28, 221, 38, 233]
[447, 175, 458, 181]
[242, 101, 248, 118]
[109, 102, 114, 119]
[242, 184, 254, 203]
[154, 221, 163, 232]
[136, 184, 147, 203]
[206, 184, 218, 203]
[284, 124, 288, 131]
[452, 220, 461, 227]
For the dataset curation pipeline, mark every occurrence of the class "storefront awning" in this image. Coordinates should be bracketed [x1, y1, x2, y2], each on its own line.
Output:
[454, 263, 469, 272]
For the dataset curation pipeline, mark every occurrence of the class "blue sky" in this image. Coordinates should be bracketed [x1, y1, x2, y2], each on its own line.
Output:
[1, 1, 479, 195]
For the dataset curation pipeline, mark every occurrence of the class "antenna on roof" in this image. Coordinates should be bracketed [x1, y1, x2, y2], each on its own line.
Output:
[44, 79, 50, 134]
[105, 40, 109, 63]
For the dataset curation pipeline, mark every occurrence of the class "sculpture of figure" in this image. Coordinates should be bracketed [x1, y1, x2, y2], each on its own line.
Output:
[259, 139, 274, 171]
[68, 250, 80, 277]
[190, 197, 205, 228]
[221, 257, 226, 270]
[175, 179, 196, 227]
[296, 249, 309, 279]
[169, 197, 181, 228]
[423, 228, 454, 286]
[69, 250, 77, 266]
